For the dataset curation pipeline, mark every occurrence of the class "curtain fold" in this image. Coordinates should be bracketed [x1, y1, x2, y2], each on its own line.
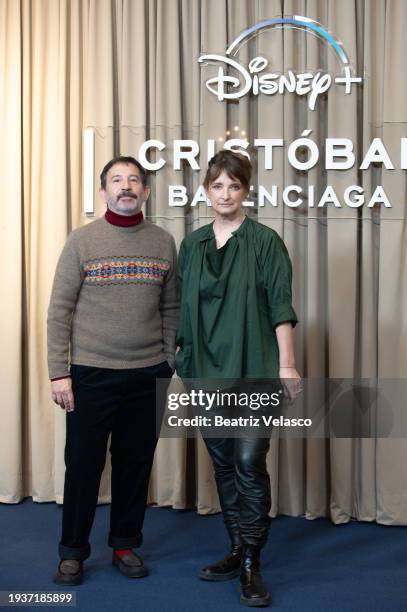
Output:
[1, 0, 406, 525]
[0, 0, 24, 503]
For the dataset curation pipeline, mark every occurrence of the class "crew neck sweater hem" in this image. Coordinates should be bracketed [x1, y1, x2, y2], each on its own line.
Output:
[71, 354, 170, 370]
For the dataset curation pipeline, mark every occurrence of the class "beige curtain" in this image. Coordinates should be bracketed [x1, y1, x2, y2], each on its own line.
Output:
[1, 0, 406, 524]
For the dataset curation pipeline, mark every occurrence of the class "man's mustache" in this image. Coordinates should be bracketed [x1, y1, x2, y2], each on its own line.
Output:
[117, 191, 138, 201]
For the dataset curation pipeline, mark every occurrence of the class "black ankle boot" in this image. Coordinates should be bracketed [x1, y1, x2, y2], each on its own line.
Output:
[199, 544, 242, 581]
[240, 545, 271, 607]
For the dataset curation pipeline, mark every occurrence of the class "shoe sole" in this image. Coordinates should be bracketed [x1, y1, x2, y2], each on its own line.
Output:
[112, 557, 149, 578]
[53, 574, 83, 587]
[199, 568, 240, 581]
[239, 593, 271, 607]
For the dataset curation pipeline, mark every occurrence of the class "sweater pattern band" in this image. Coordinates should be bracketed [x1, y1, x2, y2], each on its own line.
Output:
[82, 255, 170, 286]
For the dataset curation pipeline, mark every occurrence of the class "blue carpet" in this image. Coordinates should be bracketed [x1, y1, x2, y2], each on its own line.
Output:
[0, 500, 406, 611]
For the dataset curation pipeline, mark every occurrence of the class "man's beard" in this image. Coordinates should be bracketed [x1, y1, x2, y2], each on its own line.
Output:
[109, 194, 143, 214]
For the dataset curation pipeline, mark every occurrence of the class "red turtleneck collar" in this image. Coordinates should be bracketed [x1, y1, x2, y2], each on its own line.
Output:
[105, 208, 144, 227]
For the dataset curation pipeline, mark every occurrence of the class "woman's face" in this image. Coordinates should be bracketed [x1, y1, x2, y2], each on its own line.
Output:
[207, 170, 248, 220]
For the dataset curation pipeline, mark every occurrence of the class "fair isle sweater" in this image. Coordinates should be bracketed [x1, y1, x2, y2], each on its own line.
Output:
[47, 216, 179, 379]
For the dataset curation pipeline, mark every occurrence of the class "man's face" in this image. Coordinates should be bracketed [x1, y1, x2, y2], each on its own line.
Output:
[100, 162, 150, 216]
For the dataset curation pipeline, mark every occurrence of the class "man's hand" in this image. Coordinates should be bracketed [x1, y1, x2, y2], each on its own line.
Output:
[51, 377, 75, 412]
[279, 367, 303, 402]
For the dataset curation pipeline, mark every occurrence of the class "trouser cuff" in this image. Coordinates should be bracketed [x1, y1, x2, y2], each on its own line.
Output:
[108, 532, 142, 549]
[58, 542, 91, 561]
[225, 523, 242, 548]
[240, 536, 268, 549]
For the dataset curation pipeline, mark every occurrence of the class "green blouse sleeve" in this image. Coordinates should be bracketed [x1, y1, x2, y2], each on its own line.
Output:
[263, 232, 298, 330]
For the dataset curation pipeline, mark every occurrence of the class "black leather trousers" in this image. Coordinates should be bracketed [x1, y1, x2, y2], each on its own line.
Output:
[203, 436, 271, 548]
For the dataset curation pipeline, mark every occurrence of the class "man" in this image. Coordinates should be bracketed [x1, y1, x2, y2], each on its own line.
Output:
[48, 156, 178, 585]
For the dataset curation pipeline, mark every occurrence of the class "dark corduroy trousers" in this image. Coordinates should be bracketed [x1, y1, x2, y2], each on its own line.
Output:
[58, 361, 171, 561]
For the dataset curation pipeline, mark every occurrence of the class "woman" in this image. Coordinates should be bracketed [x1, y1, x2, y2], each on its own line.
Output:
[175, 150, 301, 607]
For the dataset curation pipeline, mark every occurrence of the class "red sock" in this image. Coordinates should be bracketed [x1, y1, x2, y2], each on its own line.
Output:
[114, 548, 132, 558]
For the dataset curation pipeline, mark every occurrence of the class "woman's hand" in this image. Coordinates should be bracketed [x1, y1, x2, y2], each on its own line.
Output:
[279, 366, 302, 402]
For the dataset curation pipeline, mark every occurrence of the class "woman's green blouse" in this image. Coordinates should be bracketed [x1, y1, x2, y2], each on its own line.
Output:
[175, 217, 297, 379]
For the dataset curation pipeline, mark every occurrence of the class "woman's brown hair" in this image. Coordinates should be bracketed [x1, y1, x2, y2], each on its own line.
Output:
[203, 150, 252, 192]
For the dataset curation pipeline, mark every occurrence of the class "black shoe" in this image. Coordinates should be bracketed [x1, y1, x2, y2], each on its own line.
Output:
[240, 546, 271, 607]
[53, 559, 83, 586]
[112, 550, 149, 578]
[199, 545, 242, 581]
